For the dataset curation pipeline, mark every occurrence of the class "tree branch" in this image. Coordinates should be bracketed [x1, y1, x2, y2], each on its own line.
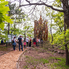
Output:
[26, 0, 30, 4]
[28, 5, 37, 16]
[65, 41, 69, 46]
[19, 2, 65, 12]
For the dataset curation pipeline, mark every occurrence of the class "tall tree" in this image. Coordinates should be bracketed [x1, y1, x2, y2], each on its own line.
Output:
[8, 1, 25, 34]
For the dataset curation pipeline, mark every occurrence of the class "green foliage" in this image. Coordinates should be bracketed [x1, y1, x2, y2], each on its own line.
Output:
[39, 58, 49, 64]
[23, 23, 34, 37]
[0, 0, 13, 30]
[45, 6, 64, 46]
[51, 29, 69, 50]
[52, 31, 64, 45]
[45, 6, 64, 48]
[0, 30, 9, 42]
[10, 27, 24, 35]
[52, 0, 62, 7]
[50, 12, 64, 32]
[50, 57, 69, 69]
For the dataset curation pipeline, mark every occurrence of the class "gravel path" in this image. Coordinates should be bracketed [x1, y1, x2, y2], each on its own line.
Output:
[0, 49, 24, 69]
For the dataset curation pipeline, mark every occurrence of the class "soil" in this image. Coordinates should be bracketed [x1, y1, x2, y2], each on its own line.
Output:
[18, 47, 66, 69]
[0, 45, 25, 69]
[0, 42, 66, 69]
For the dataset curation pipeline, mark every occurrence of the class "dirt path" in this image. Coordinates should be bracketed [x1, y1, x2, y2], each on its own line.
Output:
[0, 48, 25, 69]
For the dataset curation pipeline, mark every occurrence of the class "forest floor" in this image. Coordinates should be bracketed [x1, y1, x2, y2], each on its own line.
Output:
[0, 44, 26, 69]
[18, 42, 69, 69]
[0, 42, 69, 69]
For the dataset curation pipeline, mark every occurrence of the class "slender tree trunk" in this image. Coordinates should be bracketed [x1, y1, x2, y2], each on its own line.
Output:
[8, 23, 10, 34]
[14, 24, 15, 29]
[50, 27, 53, 42]
[50, 17, 53, 48]
[24, 32, 26, 41]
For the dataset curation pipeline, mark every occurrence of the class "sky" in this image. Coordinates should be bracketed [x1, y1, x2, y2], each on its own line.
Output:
[6, 0, 55, 20]
[6, 0, 56, 33]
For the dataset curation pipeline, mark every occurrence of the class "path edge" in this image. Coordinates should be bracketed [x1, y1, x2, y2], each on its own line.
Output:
[16, 48, 30, 69]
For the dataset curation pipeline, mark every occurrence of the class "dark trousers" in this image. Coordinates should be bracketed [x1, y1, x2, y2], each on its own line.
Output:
[19, 43, 23, 51]
[29, 42, 31, 47]
[13, 45, 16, 50]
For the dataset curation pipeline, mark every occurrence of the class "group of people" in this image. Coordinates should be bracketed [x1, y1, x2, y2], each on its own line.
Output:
[12, 36, 31, 51]
[33, 37, 43, 47]
[12, 36, 43, 51]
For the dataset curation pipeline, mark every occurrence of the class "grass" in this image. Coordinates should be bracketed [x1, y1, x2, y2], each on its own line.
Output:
[25, 56, 49, 66]
[25, 56, 30, 58]
[24, 48, 69, 69]
[39, 58, 49, 64]
[49, 57, 62, 60]
[34, 47, 47, 53]
[25, 56, 39, 65]
[23, 65, 28, 69]
[24, 48, 68, 69]
[20, 41, 69, 69]
[0, 46, 8, 51]
[49, 57, 69, 69]
[0, 46, 12, 51]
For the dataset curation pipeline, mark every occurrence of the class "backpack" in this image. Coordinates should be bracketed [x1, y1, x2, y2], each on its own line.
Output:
[12, 40, 14, 43]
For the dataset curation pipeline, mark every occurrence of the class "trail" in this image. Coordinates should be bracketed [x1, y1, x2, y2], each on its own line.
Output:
[0, 48, 25, 69]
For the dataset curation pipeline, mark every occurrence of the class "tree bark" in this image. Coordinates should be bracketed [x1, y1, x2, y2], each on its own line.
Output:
[62, 0, 69, 28]
[64, 9, 69, 65]
[8, 23, 10, 34]
[65, 44, 69, 65]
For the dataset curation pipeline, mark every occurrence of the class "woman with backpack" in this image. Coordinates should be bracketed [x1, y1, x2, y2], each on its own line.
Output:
[12, 37, 16, 51]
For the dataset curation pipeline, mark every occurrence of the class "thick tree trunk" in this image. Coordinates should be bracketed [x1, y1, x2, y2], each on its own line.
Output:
[64, 19, 69, 65]
[64, 12, 69, 28]
[65, 44, 69, 65]
[64, 13, 69, 65]
[62, 0, 69, 65]
[62, 0, 69, 28]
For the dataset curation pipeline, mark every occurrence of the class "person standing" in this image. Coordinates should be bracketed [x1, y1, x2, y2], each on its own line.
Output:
[1, 39, 4, 44]
[24, 39, 26, 48]
[18, 36, 23, 51]
[12, 37, 16, 51]
[40, 38, 43, 47]
[38, 38, 40, 46]
[33, 37, 36, 47]
[26, 37, 29, 47]
[29, 38, 31, 47]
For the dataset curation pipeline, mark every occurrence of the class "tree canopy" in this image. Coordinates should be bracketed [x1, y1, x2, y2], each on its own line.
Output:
[0, 0, 13, 30]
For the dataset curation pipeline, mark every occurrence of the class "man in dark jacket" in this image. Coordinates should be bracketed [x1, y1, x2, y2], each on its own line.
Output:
[18, 36, 23, 51]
